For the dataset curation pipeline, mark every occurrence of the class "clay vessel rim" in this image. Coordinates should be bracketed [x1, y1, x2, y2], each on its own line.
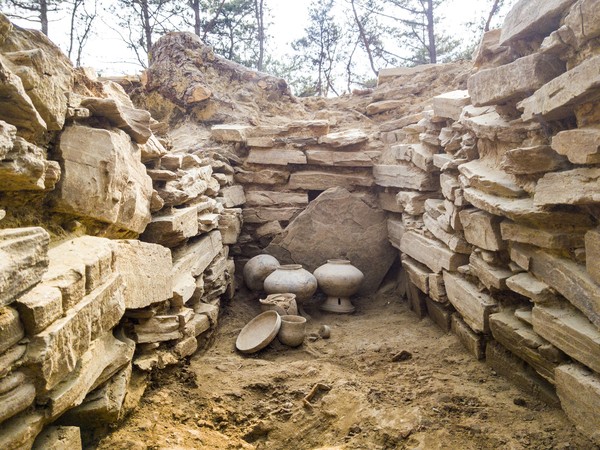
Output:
[326, 259, 351, 264]
[280, 315, 307, 324]
[278, 264, 303, 270]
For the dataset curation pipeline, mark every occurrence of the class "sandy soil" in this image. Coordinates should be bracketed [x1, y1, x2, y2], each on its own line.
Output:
[94, 286, 597, 450]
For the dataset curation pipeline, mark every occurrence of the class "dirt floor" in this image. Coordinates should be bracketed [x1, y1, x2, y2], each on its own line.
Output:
[94, 285, 598, 450]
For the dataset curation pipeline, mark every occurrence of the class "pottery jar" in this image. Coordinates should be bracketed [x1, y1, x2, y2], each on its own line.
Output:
[277, 315, 307, 347]
[314, 259, 364, 313]
[243, 254, 280, 291]
[259, 293, 299, 316]
[263, 264, 317, 303]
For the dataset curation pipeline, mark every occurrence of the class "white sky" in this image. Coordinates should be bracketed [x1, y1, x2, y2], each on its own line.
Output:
[7, 0, 512, 76]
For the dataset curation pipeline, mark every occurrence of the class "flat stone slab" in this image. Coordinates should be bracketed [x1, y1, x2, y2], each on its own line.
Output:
[0, 227, 49, 306]
[287, 170, 374, 190]
[532, 303, 600, 374]
[444, 271, 498, 334]
[534, 168, 600, 206]
[400, 231, 469, 274]
[552, 128, 600, 165]
[500, 145, 568, 174]
[468, 53, 564, 106]
[519, 55, 600, 121]
[246, 148, 307, 165]
[318, 129, 368, 147]
[432, 90, 470, 121]
[501, 220, 585, 250]
[556, 364, 600, 445]
[459, 208, 504, 251]
[373, 164, 439, 191]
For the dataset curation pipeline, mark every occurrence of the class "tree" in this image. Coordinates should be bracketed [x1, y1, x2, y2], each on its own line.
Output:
[66, 0, 96, 66]
[292, 0, 343, 96]
[0, 0, 62, 35]
[109, 0, 183, 67]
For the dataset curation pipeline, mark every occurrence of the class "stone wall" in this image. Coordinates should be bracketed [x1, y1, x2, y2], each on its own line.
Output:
[0, 15, 238, 448]
[378, 0, 600, 444]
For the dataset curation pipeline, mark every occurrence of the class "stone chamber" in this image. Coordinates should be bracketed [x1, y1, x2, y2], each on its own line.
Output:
[0, 0, 600, 448]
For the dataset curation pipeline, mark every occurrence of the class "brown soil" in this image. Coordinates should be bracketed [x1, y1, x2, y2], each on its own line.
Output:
[94, 286, 596, 450]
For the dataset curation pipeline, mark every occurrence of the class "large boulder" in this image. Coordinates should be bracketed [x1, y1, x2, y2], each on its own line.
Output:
[53, 125, 153, 234]
[266, 187, 396, 294]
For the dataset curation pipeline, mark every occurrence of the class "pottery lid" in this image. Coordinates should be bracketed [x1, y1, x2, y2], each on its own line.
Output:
[236, 311, 282, 354]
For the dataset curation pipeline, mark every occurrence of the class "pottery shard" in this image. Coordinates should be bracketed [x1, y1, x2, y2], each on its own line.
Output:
[373, 164, 439, 191]
[514, 243, 600, 328]
[500, 145, 569, 175]
[518, 55, 600, 121]
[490, 311, 564, 383]
[14, 284, 62, 336]
[266, 187, 395, 294]
[32, 426, 82, 450]
[459, 208, 504, 251]
[400, 231, 469, 274]
[54, 125, 153, 234]
[26, 272, 126, 391]
[245, 190, 308, 207]
[287, 170, 374, 190]
[556, 364, 600, 445]
[443, 272, 498, 334]
[552, 128, 600, 165]
[468, 54, 565, 107]
[43, 331, 135, 420]
[113, 240, 172, 309]
[534, 168, 600, 206]
[499, 0, 576, 45]
[532, 302, 600, 374]
[0, 227, 49, 307]
[318, 129, 368, 147]
[141, 206, 199, 248]
[432, 90, 470, 121]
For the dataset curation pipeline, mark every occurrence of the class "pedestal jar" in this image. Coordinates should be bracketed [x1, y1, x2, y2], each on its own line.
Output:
[314, 259, 364, 313]
[243, 254, 280, 291]
[263, 264, 317, 303]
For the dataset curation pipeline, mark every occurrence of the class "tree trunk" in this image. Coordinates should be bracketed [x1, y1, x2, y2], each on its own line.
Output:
[192, 0, 201, 35]
[40, 0, 49, 36]
[426, 0, 436, 63]
[254, 0, 264, 71]
[350, 0, 377, 76]
[140, 0, 153, 64]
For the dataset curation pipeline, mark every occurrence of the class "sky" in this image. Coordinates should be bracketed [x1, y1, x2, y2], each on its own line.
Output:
[5, 0, 514, 76]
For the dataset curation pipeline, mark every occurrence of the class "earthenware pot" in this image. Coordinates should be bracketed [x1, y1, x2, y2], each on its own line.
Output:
[259, 293, 299, 316]
[277, 315, 307, 347]
[314, 259, 364, 313]
[263, 264, 318, 303]
[243, 254, 280, 291]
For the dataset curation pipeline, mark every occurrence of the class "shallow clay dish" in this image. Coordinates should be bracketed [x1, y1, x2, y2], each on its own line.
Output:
[236, 311, 282, 354]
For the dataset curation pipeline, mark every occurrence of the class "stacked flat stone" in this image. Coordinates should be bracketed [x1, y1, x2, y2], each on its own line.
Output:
[211, 121, 380, 260]
[381, 0, 600, 444]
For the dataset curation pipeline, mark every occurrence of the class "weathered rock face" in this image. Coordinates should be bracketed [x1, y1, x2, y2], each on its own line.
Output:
[53, 125, 153, 234]
[266, 187, 395, 294]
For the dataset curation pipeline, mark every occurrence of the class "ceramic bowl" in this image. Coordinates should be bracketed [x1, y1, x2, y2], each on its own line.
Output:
[236, 311, 282, 354]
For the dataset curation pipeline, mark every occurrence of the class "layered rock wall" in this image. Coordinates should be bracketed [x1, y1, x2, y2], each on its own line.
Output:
[379, 0, 600, 443]
[0, 15, 238, 449]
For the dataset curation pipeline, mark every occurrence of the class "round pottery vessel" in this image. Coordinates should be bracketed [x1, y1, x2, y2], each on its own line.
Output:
[243, 254, 280, 291]
[314, 259, 364, 313]
[263, 264, 318, 303]
[277, 315, 307, 347]
[235, 311, 281, 354]
[259, 293, 299, 316]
